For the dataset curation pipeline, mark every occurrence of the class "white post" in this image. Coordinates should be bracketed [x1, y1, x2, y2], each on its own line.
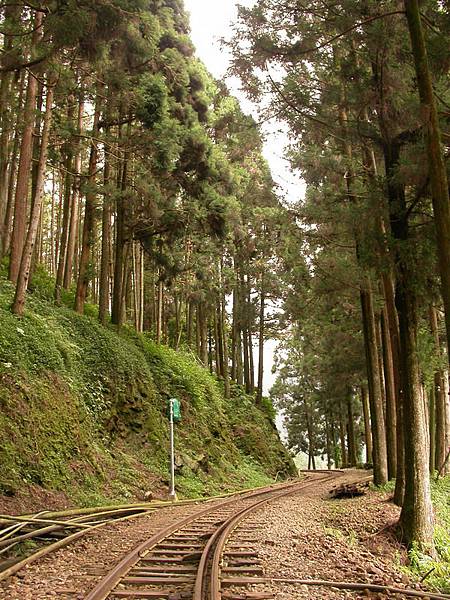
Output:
[168, 399, 177, 501]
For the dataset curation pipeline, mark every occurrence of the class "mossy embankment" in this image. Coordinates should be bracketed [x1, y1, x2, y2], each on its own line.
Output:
[0, 275, 295, 511]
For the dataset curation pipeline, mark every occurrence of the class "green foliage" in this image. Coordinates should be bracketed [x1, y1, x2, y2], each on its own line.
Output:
[137, 73, 169, 129]
[407, 476, 450, 592]
[0, 278, 294, 503]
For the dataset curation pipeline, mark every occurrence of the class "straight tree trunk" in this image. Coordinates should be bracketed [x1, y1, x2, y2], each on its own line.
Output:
[338, 80, 387, 482]
[304, 397, 315, 470]
[8, 11, 43, 283]
[12, 83, 54, 315]
[360, 285, 389, 485]
[2, 71, 25, 258]
[325, 417, 332, 470]
[215, 301, 224, 376]
[381, 305, 398, 478]
[430, 305, 446, 474]
[397, 279, 434, 549]
[111, 131, 128, 326]
[429, 383, 436, 474]
[187, 299, 194, 348]
[404, 0, 450, 377]
[0, 5, 19, 250]
[221, 289, 230, 399]
[361, 385, 373, 464]
[54, 155, 72, 302]
[156, 279, 163, 343]
[64, 94, 84, 289]
[74, 101, 101, 313]
[339, 406, 348, 468]
[231, 284, 239, 381]
[98, 148, 111, 324]
[382, 138, 434, 550]
[256, 272, 265, 405]
[347, 391, 357, 467]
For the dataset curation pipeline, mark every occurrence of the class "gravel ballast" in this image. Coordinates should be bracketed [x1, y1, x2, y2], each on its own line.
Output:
[0, 472, 432, 599]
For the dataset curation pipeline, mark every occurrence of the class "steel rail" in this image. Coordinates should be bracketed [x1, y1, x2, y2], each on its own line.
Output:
[204, 471, 448, 600]
[0, 508, 156, 582]
[206, 471, 338, 599]
[0, 506, 155, 551]
[84, 478, 314, 600]
[0, 476, 301, 527]
[0, 476, 301, 585]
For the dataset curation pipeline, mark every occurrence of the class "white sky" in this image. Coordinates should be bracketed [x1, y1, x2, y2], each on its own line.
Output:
[183, 0, 305, 205]
[184, 1, 300, 432]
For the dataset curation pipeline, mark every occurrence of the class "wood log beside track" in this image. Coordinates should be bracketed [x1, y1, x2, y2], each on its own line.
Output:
[329, 481, 370, 499]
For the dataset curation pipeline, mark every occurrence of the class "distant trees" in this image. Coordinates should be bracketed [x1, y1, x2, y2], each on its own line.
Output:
[230, 0, 450, 550]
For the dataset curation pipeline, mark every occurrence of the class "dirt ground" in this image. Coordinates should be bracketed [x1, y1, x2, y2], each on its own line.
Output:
[226, 470, 423, 599]
[0, 471, 435, 599]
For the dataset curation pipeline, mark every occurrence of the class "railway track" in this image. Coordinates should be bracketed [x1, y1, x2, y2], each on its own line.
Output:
[0, 484, 291, 583]
[85, 471, 340, 600]
[0, 504, 160, 582]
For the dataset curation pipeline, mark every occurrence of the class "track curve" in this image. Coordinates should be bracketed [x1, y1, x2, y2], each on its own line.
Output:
[85, 471, 340, 600]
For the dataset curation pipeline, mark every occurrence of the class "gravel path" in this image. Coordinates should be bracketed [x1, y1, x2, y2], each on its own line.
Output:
[226, 471, 424, 599]
[0, 472, 428, 599]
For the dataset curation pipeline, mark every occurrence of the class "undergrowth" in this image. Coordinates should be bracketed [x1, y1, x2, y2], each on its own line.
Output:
[407, 476, 450, 592]
[0, 273, 295, 506]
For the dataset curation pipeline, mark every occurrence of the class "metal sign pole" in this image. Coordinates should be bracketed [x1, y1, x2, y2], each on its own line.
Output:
[168, 399, 177, 501]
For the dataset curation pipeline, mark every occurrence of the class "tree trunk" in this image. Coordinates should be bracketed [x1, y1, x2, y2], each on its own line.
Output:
[98, 133, 111, 325]
[8, 11, 43, 283]
[215, 300, 224, 377]
[338, 80, 387, 482]
[111, 131, 128, 326]
[360, 285, 389, 485]
[54, 158, 73, 302]
[231, 283, 238, 381]
[339, 406, 348, 468]
[187, 299, 194, 348]
[347, 390, 357, 467]
[74, 101, 100, 313]
[361, 384, 373, 464]
[12, 83, 54, 315]
[382, 137, 434, 549]
[325, 417, 332, 470]
[221, 291, 230, 398]
[304, 397, 315, 470]
[2, 74, 24, 257]
[397, 279, 434, 549]
[256, 272, 265, 405]
[0, 5, 20, 253]
[156, 279, 163, 343]
[429, 383, 436, 474]
[430, 305, 446, 475]
[381, 305, 397, 478]
[64, 94, 84, 289]
[404, 0, 450, 377]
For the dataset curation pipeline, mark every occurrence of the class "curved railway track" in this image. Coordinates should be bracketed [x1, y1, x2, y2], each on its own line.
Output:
[0, 484, 291, 583]
[85, 471, 340, 600]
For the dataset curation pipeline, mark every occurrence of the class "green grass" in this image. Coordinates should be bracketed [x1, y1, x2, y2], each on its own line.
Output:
[406, 476, 450, 592]
[0, 273, 296, 505]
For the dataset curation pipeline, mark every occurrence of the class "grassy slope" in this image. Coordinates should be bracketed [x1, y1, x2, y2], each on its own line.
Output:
[408, 477, 450, 592]
[0, 274, 296, 508]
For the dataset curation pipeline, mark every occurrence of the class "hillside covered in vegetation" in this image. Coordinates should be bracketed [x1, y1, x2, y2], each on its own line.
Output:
[0, 274, 295, 510]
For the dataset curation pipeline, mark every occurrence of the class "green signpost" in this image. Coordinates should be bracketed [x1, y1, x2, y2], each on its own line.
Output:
[168, 398, 181, 500]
